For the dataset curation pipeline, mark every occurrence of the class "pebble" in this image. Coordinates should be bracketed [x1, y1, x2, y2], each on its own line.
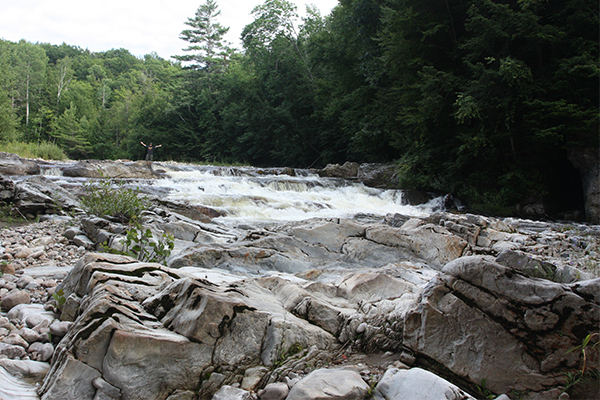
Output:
[258, 382, 289, 400]
[0, 290, 31, 311]
[28, 342, 54, 362]
[0, 221, 82, 369]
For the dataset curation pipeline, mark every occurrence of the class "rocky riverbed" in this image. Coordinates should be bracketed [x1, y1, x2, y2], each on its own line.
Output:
[0, 155, 599, 400]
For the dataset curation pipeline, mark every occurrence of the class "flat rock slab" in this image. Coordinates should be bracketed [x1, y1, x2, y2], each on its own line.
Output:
[20, 265, 73, 280]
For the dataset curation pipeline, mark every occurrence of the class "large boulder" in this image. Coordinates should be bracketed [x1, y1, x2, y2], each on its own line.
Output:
[357, 163, 398, 188]
[14, 175, 81, 217]
[403, 255, 600, 396]
[62, 159, 162, 179]
[374, 368, 476, 400]
[366, 220, 468, 268]
[41, 253, 341, 400]
[317, 162, 359, 179]
[0, 152, 40, 176]
[286, 368, 370, 400]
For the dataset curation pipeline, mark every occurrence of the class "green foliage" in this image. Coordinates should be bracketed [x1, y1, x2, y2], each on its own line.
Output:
[104, 221, 174, 266]
[476, 378, 496, 399]
[0, 202, 28, 226]
[275, 342, 303, 367]
[174, 0, 232, 74]
[80, 174, 151, 223]
[561, 332, 600, 396]
[52, 288, 67, 310]
[0, 0, 597, 215]
[0, 141, 68, 160]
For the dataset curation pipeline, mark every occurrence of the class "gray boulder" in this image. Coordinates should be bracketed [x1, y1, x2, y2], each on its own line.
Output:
[357, 163, 398, 188]
[366, 221, 468, 268]
[41, 253, 341, 400]
[62, 159, 162, 179]
[0, 290, 31, 311]
[213, 386, 256, 400]
[374, 368, 475, 400]
[0, 152, 40, 175]
[286, 368, 370, 400]
[317, 162, 359, 179]
[403, 256, 599, 395]
[0, 175, 17, 201]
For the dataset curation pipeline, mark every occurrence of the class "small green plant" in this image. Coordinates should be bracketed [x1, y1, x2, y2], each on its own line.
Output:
[563, 332, 600, 395]
[52, 288, 67, 310]
[80, 172, 151, 223]
[103, 220, 174, 266]
[0, 203, 27, 226]
[275, 342, 303, 367]
[476, 379, 496, 399]
[568, 332, 599, 375]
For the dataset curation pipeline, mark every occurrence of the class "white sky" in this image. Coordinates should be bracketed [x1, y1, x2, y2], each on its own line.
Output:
[0, 0, 339, 60]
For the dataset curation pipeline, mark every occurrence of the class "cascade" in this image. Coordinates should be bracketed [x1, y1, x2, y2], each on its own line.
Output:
[155, 164, 430, 225]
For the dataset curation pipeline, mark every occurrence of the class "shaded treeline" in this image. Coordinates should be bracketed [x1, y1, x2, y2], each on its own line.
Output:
[0, 0, 597, 212]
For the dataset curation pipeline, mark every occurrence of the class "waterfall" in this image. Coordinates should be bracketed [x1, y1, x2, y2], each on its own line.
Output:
[156, 165, 431, 225]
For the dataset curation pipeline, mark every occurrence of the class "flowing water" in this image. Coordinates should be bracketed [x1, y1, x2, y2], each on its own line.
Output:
[154, 163, 434, 226]
[40, 162, 439, 226]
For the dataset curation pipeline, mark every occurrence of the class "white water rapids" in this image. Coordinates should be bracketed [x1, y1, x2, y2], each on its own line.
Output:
[154, 164, 436, 226]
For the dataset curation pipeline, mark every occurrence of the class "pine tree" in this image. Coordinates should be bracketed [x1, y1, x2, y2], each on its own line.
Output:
[173, 0, 232, 74]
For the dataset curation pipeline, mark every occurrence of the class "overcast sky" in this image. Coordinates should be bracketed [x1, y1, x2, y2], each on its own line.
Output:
[0, 0, 339, 60]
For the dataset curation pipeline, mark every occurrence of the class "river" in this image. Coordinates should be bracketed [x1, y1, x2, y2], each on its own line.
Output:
[151, 163, 435, 226]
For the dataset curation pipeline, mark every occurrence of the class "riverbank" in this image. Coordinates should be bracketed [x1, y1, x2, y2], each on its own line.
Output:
[0, 156, 599, 400]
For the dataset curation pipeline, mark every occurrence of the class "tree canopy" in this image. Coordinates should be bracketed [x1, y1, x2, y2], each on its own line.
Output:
[0, 0, 597, 216]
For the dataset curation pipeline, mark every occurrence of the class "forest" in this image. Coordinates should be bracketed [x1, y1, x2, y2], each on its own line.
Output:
[0, 0, 598, 214]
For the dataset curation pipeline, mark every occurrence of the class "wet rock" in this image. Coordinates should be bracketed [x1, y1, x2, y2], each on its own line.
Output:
[318, 162, 359, 179]
[356, 163, 399, 188]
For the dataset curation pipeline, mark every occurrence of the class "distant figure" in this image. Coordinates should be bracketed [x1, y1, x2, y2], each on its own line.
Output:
[141, 141, 161, 161]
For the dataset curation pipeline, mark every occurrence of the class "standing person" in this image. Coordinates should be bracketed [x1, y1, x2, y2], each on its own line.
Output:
[140, 141, 161, 161]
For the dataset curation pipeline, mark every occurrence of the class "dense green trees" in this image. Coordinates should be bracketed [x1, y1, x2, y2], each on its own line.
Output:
[0, 0, 597, 215]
